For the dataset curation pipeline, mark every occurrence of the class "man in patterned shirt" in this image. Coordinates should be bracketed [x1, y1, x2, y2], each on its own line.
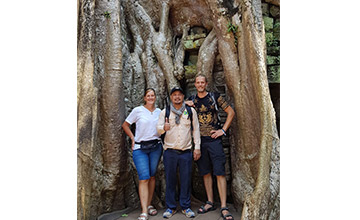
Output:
[186, 74, 235, 220]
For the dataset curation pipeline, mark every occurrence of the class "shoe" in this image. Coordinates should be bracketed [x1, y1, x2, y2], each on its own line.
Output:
[220, 207, 234, 220]
[182, 208, 195, 218]
[198, 201, 216, 214]
[138, 213, 148, 220]
[148, 205, 157, 216]
[163, 208, 176, 218]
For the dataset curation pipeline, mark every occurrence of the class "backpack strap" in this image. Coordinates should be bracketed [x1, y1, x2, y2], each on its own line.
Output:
[165, 105, 171, 119]
[161, 105, 171, 142]
[185, 105, 193, 131]
[209, 92, 219, 112]
[209, 92, 221, 126]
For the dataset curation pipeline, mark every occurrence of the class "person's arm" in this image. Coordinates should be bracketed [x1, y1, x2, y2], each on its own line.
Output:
[122, 121, 135, 150]
[191, 108, 201, 161]
[222, 105, 235, 132]
[156, 110, 166, 135]
[210, 105, 235, 139]
[122, 108, 138, 150]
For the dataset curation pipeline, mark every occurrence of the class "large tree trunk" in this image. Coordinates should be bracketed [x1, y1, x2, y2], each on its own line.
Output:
[77, 1, 138, 220]
[236, 1, 280, 219]
[197, 29, 218, 90]
[77, 1, 99, 219]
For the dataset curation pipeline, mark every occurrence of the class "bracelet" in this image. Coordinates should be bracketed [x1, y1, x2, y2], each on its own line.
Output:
[221, 129, 226, 136]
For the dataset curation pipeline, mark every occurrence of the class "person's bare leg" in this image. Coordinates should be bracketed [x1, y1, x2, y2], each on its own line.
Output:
[200, 173, 214, 211]
[217, 175, 227, 207]
[217, 175, 232, 219]
[147, 176, 156, 206]
[147, 176, 157, 215]
[138, 179, 149, 214]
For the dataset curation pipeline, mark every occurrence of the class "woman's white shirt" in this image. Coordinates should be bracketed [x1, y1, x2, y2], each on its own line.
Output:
[125, 106, 161, 150]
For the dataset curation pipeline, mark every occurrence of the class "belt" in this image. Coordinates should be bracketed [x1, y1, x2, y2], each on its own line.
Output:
[135, 139, 161, 145]
[166, 148, 191, 154]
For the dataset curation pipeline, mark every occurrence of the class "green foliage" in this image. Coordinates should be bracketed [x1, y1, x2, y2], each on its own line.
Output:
[267, 65, 280, 83]
[226, 22, 238, 46]
[265, 33, 273, 47]
[265, 32, 279, 47]
[103, 11, 111, 19]
[227, 22, 238, 33]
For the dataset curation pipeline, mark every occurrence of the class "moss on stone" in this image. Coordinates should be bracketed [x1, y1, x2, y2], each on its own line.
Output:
[184, 33, 206, 41]
[265, 32, 274, 47]
[184, 40, 196, 50]
[184, 38, 205, 50]
[263, 16, 274, 32]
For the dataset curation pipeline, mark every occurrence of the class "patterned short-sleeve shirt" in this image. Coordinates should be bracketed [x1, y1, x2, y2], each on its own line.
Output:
[190, 92, 229, 137]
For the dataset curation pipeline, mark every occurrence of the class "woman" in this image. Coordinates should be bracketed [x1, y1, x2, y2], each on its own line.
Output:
[122, 88, 162, 220]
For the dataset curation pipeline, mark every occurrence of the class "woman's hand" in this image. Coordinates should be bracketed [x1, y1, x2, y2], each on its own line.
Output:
[122, 121, 136, 150]
[131, 138, 135, 150]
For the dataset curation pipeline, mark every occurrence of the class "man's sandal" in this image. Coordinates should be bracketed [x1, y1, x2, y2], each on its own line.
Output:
[220, 207, 234, 220]
[198, 201, 216, 214]
[147, 205, 157, 216]
[138, 213, 148, 220]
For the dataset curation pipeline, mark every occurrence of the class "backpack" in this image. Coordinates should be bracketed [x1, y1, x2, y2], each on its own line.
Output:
[161, 104, 193, 141]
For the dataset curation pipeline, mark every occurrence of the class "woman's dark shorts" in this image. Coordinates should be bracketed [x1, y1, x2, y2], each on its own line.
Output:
[196, 137, 226, 176]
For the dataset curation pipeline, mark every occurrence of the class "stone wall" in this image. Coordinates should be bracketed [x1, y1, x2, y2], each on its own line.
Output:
[262, 0, 280, 83]
[262, 0, 280, 134]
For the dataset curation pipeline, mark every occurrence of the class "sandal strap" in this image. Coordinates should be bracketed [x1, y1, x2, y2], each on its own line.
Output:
[138, 213, 148, 220]
[148, 205, 157, 216]
[205, 201, 214, 206]
[220, 207, 229, 212]
[224, 214, 234, 220]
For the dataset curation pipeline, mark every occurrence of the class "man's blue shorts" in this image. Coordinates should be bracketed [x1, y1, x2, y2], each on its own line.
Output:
[132, 143, 163, 180]
[196, 137, 226, 176]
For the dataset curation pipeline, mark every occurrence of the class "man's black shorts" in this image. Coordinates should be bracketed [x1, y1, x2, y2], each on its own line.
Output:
[196, 137, 226, 176]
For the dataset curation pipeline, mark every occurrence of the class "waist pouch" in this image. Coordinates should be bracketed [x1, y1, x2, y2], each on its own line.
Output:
[136, 139, 161, 150]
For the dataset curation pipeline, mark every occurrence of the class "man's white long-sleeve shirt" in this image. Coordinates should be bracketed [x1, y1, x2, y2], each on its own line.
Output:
[157, 107, 200, 151]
